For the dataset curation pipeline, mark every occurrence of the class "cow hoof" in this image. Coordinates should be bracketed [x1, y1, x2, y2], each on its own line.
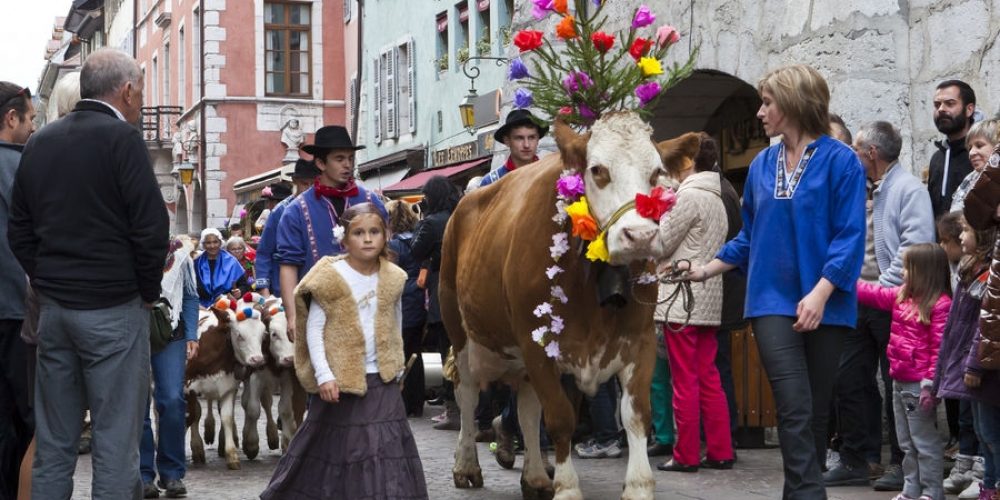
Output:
[226, 460, 241, 471]
[244, 442, 259, 460]
[554, 489, 584, 500]
[453, 468, 483, 489]
[266, 426, 279, 450]
[520, 478, 554, 500]
[204, 426, 215, 445]
[192, 448, 206, 465]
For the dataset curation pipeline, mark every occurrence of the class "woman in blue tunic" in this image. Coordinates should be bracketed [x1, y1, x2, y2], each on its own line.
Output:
[194, 228, 250, 307]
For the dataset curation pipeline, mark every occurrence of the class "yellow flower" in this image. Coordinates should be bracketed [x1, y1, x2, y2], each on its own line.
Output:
[638, 57, 664, 77]
[586, 233, 610, 262]
[565, 196, 590, 218]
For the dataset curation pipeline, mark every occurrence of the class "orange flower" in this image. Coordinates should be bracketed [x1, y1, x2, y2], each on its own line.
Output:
[556, 15, 578, 40]
[571, 213, 598, 241]
[553, 0, 568, 14]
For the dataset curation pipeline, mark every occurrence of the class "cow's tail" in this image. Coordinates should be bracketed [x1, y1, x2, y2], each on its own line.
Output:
[439, 205, 467, 355]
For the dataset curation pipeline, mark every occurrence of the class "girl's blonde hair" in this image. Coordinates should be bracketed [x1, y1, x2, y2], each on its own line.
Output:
[899, 243, 952, 325]
[339, 203, 393, 261]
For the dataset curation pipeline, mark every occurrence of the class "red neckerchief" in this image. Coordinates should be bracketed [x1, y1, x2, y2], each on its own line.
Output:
[313, 177, 359, 199]
[504, 155, 539, 171]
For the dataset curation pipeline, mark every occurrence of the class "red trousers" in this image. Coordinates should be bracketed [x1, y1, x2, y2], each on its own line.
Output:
[664, 323, 734, 466]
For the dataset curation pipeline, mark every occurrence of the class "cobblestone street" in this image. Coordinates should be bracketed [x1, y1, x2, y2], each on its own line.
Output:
[63, 397, 896, 499]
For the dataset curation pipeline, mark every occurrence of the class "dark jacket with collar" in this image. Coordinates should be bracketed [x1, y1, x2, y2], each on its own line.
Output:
[0, 141, 26, 320]
[8, 100, 169, 309]
[927, 137, 972, 219]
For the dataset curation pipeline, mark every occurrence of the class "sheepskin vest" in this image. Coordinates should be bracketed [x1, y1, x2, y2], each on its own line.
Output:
[293, 255, 407, 396]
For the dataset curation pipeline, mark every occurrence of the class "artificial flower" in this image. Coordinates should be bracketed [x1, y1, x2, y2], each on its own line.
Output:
[333, 225, 346, 243]
[578, 103, 597, 122]
[638, 56, 664, 77]
[546, 265, 564, 280]
[558, 106, 573, 116]
[586, 234, 610, 262]
[531, 0, 554, 20]
[556, 15, 578, 40]
[552, 200, 569, 224]
[556, 172, 586, 199]
[513, 30, 545, 52]
[544, 340, 561, 359]
[533, 302, 553, 318]
[656, 25, 681, 47]
[508, 57, 530, 80]
[628, 38, 654, 61]
[632, 5, 656, 28]
[553, 0, 568, 14]
[239, 208, 247, 218]
[550, 315, 565, 333]
[636, 272, 658, 285]
[635, 186, 677, 221]
[551, 286, 569, 305]
[562, 70, 593, 94]
[531, 326, 549, 343]
[591, 31, 615, 53]
[566, 197, 599, 240]
[550, 232, 570, 259]
[262, 186, 273, 197]
[635, 81, 662, 106]
[514, 88, 534, 108]
[593, 0, 602, 5]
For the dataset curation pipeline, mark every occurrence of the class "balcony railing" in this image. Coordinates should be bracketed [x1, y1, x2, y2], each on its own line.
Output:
[141, 106, 183, 148]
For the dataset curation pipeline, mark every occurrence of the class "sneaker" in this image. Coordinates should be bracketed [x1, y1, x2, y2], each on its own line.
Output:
[656, 458, 698, 472]
[142, 483, 160, 499]
[873, 463, 904, 491]
[432, 401, 460, 431]
[823, 463, 870, 487]
[157, 479, 187, 499]
[958, 480, 989, 500]
[890, 494, 916, 500]
[574, 438, 622, 459]
[825, 449, 841, 471]
[945, 454, 975, 493]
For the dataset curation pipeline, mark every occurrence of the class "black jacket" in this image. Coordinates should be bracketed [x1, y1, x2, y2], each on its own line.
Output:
[928, 137, 973, 219]
[8, 100, 169, 309]
[410, 210, 450, 273]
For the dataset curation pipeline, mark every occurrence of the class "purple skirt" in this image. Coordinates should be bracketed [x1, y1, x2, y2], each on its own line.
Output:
[260, 373, 428, 500]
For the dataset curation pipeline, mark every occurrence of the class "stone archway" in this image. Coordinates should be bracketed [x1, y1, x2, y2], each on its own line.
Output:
[649, 69, 768, 192]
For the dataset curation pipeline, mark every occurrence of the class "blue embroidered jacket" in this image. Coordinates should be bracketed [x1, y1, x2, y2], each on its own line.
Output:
[253, 195, 295, 295]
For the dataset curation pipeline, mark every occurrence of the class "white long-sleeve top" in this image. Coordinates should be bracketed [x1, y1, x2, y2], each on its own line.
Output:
[306, 259, 401, 386]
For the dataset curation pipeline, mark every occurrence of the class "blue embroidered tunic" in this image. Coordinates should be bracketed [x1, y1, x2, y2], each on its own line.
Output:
[254, 195, 295, 295]
[275, 186, 386, 279]
[717, 135, 866, 328]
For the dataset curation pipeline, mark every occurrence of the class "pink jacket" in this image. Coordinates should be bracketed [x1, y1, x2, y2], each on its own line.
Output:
[856, 281, 951, 384]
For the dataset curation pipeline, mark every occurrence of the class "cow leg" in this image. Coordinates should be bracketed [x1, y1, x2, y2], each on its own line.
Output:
[530, 371, 581, 500]
[451, 346, 483, 489]
[262, 378, 279, 451]
[187, 394, 206, 465]
[517, 383, 558, 500]
[277, 371, 298, 452]
[204, 397, 216, 445]
[618, 363, 655, 500]
[241, 374, 262, 460]
[221, 389, 241, 470]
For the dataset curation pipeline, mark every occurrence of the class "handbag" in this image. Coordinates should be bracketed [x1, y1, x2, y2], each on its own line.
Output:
[150, 298, 174, 354]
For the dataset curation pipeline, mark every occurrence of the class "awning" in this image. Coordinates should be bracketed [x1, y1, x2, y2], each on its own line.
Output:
[361, 166, 410, 192]
[73, 0, 103, 10]
[357, 146, 425, 174]
[233, 164, 294, 195]
[383, 157, 490, 194]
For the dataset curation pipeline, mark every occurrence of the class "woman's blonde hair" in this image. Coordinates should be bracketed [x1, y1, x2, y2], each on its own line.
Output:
[758, 64, 831, 139]
[967, 119, 1000, 148]
[386, 200, 419, 234]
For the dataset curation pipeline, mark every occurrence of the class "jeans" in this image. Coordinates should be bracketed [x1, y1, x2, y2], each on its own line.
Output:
[972, 400, 1000, 489]
[835, 305, 902, 468]
[588, 380, 619, 444]
[650, 356, 675, 446]
[958, 399, 981, 457]
[715, 329, 738, 438]
[752, 316, 846, 500]
[893, 381, 943, 500]
[33, 296, 149, 500]
[140, 338, 188, 483]
[0, 320, 32, 500]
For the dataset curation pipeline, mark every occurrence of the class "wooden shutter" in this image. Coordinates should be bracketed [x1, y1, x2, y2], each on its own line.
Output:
[373, 57, 381, 143]
[348, 75, 357, 127]
[407, 39, 416, 134]
[385, 48, 397, 139]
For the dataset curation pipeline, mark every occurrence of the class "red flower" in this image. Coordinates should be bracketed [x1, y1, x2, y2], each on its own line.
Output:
[635, 186, 677, 221]
[591, 31, 615, 53]
[514, 30, 545, 52]
[628, 38, 654, 61]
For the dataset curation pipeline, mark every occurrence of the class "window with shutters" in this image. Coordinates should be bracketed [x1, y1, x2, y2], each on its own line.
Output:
[373, 56, 381, 143]
[383, 48, 396, 138]
[374, 39, 417, 142]
[348, 74, 358, 129]
[264, 1, 312, 97]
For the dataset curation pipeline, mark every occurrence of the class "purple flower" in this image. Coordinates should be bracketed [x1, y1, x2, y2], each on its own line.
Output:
[514, 88, 534, 109]
[578, 103, 596, 122]
[508, 58, 530, 80]
[557, 173, 586, 199]
[544, 340, 561, 359]
[635, 81, 662, 106]
[550, 314, 565, 332]
[533, 302, 553, 318]
[632, 5, 656, 28]
[562, 71, 594, 94]
[546, 265, 564, 279]
[532, 0, 554, 20]
[592, 0, 602, 5]
[531, 326, 549, 343]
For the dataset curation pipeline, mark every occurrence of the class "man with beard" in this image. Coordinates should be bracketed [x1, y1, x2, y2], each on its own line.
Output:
[928, 80, 976, 218]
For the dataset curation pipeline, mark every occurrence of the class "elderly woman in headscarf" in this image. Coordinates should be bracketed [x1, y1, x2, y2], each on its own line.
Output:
[194, 228, 250, 307]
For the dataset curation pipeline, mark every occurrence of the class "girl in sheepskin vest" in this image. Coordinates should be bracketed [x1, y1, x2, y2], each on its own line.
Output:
[260, 203, 428, 500]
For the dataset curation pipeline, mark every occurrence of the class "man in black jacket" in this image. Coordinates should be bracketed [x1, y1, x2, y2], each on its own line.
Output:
[927, 80, 976, 219]
[8, 49, 168, 500]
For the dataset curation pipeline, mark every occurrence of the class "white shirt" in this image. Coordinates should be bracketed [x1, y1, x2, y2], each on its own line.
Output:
[307, 259, 401, 386]
[80, 99, 126, 121]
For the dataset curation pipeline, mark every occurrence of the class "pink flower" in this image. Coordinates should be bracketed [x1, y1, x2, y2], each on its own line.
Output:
[632, 5, 656, 28]
[578, 103, 596, 122]
[562, 70, 594, 94]
[656, 25, 681, 46]
[635, 81, 662, 106]
[556, 173, 586, 199]
[531, 0, 554, 20]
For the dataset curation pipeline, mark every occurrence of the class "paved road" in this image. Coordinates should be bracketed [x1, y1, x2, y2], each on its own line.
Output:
[66, 398, 895, 499]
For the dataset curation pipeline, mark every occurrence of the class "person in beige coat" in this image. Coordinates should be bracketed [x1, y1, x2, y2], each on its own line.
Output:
[654, 133, 734, 472]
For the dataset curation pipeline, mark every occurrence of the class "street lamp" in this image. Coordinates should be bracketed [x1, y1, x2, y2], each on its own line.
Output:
[176, 161, 195, 185]
[459, 56, 508, 134]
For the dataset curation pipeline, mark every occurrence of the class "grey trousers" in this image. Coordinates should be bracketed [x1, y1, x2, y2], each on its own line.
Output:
[32, 296, 149, 500]
[892, 380, 944, 500]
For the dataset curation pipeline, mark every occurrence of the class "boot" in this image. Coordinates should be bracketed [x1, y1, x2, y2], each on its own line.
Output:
[432, 401, 460, 431]
[946, 454, 976, 493]
[492, 415, 515, 469]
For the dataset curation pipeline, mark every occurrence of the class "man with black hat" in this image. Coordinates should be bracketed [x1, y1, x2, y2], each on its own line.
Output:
[275, 126, 386, 339]
[478, 109, 548, 188]
[253, 159, 316, 298]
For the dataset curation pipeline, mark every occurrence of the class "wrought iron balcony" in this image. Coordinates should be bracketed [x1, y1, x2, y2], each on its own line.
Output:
[141, 106, 183, 148]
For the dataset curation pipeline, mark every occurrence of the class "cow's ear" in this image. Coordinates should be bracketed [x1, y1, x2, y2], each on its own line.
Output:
[656, 132, 702, 174]
[554, 118, 591, 172]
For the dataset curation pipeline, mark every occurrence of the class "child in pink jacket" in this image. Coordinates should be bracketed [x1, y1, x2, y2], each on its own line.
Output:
[856, 243, 952, 500]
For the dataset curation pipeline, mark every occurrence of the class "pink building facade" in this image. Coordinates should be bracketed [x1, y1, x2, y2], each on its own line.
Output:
[134, 0, 348, 233]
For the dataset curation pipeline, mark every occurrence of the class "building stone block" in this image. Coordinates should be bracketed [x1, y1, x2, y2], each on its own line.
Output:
[204, 11, 220, 26]
[205, 156, 221, 171]
[205, 54, 226, 68]
[810, 0, 898, 31]
[205, 117, 227, 133]
[204, 83, 227, 98]
[206, 179, 221, 199]
[204, 41, 220, 54]
[203, 0, 226, 11]
[204, 26, 227, 42]
[923, 0, 989, 77]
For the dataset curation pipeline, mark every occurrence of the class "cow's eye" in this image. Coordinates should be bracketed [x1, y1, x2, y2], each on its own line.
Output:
[649, 167, 667, 186]
[589, 165, 611, 188]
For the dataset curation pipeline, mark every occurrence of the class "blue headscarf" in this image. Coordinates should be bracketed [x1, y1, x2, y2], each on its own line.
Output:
[195, 229, 246, 307]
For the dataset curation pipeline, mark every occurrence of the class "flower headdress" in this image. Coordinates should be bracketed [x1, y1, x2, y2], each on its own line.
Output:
[511, 0, 696, 126]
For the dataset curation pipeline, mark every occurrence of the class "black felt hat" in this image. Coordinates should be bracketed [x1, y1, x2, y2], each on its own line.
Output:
[302, 125, 365, 155]
[291, 158, 321, 179]
[494, 109, 549, 145]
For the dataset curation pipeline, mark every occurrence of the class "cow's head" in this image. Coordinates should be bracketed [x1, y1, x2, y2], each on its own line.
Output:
[225, 293, 268, 368]
[555, 112, 702, 264]
[262, 298, 294, 367]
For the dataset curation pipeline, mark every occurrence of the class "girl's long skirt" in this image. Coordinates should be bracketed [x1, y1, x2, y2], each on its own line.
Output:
[260, 373, 428, 500]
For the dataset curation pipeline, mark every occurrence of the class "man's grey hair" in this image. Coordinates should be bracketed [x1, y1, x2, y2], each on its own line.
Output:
[857, 121, 902, 163]
[79, 49, 142, 100]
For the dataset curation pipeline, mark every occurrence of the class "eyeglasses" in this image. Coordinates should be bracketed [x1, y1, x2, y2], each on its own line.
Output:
[0, 86, 30, 111]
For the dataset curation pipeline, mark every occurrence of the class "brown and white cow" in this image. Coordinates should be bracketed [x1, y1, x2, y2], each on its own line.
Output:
[440, 112, 702, 500]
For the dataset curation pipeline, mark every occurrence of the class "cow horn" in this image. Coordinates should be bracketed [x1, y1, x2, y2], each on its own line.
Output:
[554, 118, 591, 172]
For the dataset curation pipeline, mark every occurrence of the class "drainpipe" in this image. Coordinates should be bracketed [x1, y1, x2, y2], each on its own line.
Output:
[199, 0, 207, 230]
[351, 0, 364, 142]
